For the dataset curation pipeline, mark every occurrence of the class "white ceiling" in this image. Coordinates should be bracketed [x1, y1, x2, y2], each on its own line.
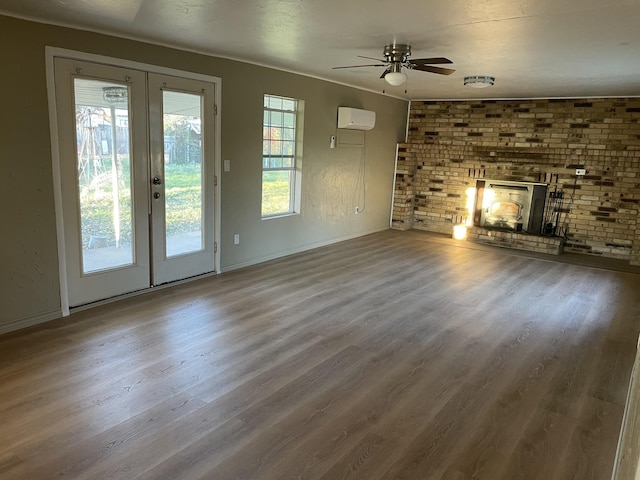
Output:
[2, 0, 640, 100]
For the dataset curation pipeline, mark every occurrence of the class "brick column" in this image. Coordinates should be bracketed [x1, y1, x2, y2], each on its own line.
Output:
[626, 151, 640, 265]
[391, 144, 416, 230]
[631, 209, 640, 266]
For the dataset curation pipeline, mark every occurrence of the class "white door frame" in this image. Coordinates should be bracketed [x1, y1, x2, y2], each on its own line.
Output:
[46, 47, 222, 316]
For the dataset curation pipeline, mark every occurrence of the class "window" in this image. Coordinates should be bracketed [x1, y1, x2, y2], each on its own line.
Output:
[262, 94, 302, 217]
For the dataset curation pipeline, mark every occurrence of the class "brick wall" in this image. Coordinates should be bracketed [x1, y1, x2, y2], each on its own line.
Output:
[392, 98, 640, 265]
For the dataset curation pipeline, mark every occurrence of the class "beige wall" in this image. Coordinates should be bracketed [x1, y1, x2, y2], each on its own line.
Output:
[0, 15, 408, 332]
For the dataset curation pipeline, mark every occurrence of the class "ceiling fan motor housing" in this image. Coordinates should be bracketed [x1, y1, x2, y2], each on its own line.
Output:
[383, 44, 412, 63]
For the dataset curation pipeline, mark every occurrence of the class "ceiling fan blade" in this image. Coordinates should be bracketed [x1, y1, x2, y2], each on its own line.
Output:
[413, 64, 456, 75]
[380, 67, 392, 79]
[332, 63, 387, 69]
[411, 57, 453, 65]
[357, 55, 387, 62]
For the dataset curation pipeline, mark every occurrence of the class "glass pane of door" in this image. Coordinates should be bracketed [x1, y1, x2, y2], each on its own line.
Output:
[162, 91, 204, 257]
[74, 79, 134, 273]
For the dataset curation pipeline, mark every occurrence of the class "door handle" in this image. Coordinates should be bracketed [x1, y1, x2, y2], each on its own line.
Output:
[153, 177, 162, 185]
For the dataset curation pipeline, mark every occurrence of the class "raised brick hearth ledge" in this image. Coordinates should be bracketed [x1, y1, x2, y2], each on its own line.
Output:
[466, 226, 564, 256]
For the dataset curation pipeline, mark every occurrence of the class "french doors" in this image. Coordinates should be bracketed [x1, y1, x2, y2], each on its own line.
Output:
[54, 58, 216, 307]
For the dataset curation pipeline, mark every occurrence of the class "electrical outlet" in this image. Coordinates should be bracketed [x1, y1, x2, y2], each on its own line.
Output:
[576, 168, 586, 176]
[233, 233, 240, 245]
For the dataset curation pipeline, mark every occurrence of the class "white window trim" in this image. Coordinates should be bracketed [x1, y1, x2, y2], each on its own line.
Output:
[261, 94, 303, 219]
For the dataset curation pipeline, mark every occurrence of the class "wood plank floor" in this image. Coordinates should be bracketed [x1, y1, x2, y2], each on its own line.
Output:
[1, 229, 639, 479]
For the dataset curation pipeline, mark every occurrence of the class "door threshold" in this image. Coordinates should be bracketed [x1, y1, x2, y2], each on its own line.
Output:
[69, 271, 218, 315]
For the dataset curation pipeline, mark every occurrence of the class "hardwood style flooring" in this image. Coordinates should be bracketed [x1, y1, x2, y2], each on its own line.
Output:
[1, 230, 639, 480]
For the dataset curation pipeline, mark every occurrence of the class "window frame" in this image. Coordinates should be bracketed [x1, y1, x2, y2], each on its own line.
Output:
[261, 94, 302, 218]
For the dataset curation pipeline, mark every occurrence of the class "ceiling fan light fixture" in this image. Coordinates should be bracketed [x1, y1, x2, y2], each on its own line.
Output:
[385, 71, 407, 86]
[464, 75, 495, 88]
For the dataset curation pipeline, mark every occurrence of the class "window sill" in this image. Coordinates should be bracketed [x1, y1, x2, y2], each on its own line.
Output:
[261, 212, 299, 220]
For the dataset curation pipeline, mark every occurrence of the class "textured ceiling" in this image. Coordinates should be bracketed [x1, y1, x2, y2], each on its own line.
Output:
[2, 0, 640, 99]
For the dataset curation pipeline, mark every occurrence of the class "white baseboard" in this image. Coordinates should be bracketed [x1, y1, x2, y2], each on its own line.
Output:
[220, 227, 388, 273]
[0, 309, 63, 336]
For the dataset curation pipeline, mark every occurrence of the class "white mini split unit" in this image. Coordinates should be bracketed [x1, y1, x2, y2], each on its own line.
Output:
[337, 107, 376, 130]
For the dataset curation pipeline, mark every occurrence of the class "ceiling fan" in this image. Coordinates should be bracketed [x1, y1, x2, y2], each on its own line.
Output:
[333, 43, 455, 86]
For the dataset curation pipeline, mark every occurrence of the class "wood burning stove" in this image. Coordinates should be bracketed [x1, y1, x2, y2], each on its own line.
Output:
[474, 180, 547, 233]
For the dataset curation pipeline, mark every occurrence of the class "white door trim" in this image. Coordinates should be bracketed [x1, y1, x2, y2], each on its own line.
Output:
[45, 47, 222, 316]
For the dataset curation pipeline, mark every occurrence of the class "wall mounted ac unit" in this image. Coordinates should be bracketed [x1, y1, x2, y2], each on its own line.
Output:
[337, 107, 376, 130]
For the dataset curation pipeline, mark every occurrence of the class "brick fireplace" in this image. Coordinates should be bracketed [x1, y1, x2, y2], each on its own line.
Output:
[392, 98, 640, 265]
